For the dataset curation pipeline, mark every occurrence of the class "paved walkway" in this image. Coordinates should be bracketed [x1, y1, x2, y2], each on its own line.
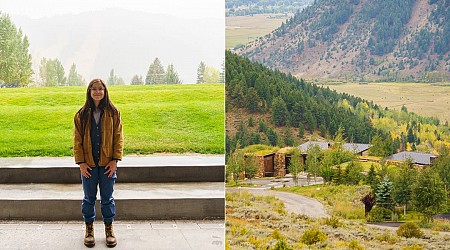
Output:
[0, 155, 225, 168]
[0, 220, 224, 250]
[0, 155, 225, 249]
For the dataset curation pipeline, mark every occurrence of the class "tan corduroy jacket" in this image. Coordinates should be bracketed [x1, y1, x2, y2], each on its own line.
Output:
[73, 108, 123, 167]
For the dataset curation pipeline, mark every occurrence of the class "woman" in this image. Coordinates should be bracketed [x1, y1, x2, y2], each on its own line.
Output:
[74, 78, 123, 248]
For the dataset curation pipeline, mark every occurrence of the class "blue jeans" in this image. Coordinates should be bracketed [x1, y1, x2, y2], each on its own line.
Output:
[81, 166, 117, 224]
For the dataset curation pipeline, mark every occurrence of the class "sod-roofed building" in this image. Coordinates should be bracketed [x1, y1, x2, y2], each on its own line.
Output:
[297, 141, 371, 156]
[386, 151, 438, 166]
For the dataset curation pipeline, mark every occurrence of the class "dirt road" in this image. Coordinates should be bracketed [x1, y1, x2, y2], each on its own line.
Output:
[227, 188, 329, 218]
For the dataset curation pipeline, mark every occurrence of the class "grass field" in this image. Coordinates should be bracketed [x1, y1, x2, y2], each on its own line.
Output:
[226, 14, 291, 49]
[0, 84, 224, 157]
[326, 82, 450, 123]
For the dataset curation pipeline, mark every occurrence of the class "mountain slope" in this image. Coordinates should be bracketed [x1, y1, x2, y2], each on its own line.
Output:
[236, 0, 450, 82]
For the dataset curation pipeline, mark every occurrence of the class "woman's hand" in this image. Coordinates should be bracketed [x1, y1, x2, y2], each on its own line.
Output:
[105, 160, 117, 178]
[79, 163, 92, 178]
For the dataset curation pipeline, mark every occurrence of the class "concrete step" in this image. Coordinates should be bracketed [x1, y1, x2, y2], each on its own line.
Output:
[0, 182, 224, 220]
[0, 155, 225, 183]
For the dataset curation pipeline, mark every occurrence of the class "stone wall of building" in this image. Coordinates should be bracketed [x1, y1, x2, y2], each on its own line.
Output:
[274, 153, 286, 177]
[255, 155, 265, 178]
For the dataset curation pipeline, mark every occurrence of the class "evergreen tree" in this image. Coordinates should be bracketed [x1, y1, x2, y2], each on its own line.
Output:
[258, 119, 267, 133]
[107, 69, 125, 85]
[131, 75, 144, 85]
[219, 59, 225, 83]
[272, 96, 288, 126]
[107, 69, 116, 86]
[298, 123, 305, 138]
[366, 164, 378, 191]
[266, 128, 278, 146]
[333, 165, 343, 184]
[145, 57, 165, 84]
[196, 61, 206, 83]
[235, 120, 249, 148]
[283, 127, 294, 146]
[245, 87, 260, 113]
[376, 176, 394, 210]
[164, 64, 182, 84]
[249, 132, 261, 145]
[344, 161, 364, 185]
[248, 117, 254, 127]
[67, 63, 84, 86]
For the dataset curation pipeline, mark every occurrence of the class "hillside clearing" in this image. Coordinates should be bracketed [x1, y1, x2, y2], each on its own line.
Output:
[326, 82, 450, 123]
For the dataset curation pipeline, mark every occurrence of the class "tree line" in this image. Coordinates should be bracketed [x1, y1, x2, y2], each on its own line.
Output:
[0, 13, 223, 87]
[226, 51, 386, 156]
[226, 51, 450, 158]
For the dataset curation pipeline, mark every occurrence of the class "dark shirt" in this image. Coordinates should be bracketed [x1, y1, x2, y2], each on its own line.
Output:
[91, 110, 103, 166]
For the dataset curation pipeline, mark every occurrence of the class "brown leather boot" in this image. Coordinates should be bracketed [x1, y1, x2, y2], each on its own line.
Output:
[84, 223, 95, 248]
[105, 223, 117, 248]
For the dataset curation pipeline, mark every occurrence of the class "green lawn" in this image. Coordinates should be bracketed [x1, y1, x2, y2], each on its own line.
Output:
[0, 84, 224, 157]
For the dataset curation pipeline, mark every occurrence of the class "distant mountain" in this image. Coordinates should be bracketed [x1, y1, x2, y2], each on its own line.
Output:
[236, 0, 450, 82]
[10, 8, 224, 84]
[226, 0, 314, 16]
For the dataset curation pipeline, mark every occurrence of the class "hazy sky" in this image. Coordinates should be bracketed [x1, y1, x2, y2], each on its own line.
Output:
[1, 0, 224, 84]
[1, 0, 224, 19]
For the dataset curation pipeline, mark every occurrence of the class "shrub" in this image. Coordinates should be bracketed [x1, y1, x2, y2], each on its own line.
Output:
[397, 222, 424, 238]
[375, 232, 399, 244]
[367, 206, 393, 222]
[271, 238, 293, 250]
[301, 228, 327, 246]
[324, 216, 342, 228]
[349, 239, 364, 250]
[402, 245, 424, 250]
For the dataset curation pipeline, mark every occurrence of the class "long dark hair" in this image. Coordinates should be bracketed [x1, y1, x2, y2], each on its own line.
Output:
[77, 79, 118, 133]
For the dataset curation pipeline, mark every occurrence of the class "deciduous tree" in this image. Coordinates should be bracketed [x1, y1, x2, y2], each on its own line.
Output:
[0, 13, 33, 87]
[412, 168, 446, 222]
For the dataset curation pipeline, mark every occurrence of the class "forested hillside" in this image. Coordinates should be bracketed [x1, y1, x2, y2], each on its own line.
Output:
[226, 51, 450, 156]
[237, 0, 450, 82]
[226, 0, 314, 16]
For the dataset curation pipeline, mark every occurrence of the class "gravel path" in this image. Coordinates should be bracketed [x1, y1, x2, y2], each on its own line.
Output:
[228, 187, 450, 236]
[227, 188, 329, 218]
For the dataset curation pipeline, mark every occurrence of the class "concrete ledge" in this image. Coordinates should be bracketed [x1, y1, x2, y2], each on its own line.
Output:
[0, 165, 225, 183]
[0, 155, 225, 183]
[0, 183, 224, 220]
[0, 198, 225, 220]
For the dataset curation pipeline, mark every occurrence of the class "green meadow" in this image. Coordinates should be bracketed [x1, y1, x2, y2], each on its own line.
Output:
[326, 82, 450, 123]
[0, 84, 224, 157]
[226, 14, 290, 49]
